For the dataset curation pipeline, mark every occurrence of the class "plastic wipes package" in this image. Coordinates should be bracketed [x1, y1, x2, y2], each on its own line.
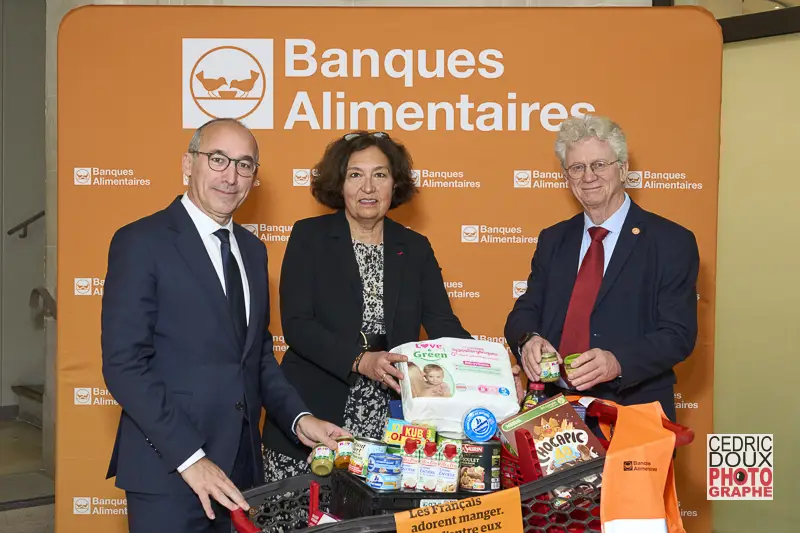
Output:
[393, 337, 520, 435]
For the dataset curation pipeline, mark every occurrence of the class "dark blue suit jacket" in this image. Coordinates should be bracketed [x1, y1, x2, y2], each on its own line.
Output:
[101, 196, 308, 494]
[504, 200, 699, 421]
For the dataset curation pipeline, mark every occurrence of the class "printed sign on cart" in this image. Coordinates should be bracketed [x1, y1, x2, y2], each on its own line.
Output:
[707, 434, 773, 500]
[395, 486, 523, 533]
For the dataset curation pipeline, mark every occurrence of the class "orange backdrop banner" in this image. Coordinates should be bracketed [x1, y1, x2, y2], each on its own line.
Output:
[56, 5, 721, 533]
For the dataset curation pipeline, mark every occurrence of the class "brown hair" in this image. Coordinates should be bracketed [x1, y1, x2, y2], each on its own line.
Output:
[310, 131, 418, 210]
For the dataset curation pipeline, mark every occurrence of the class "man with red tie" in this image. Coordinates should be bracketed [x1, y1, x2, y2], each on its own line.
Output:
[504, 115, 699, 422]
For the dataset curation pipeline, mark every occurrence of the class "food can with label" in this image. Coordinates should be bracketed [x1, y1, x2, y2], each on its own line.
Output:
[367, 472, 401, 491]
[463, 408, 498, 443]
[348, 437, 387, 478]
[458, 440, 501, 493]
[367, 453, 403, 475]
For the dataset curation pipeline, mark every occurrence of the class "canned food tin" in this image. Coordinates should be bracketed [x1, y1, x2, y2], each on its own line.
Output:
[459, 440, 501, 493]
[386, 445, 402, 456]
[463, 408, 498, 443]
[348, 437, 387, 478]
[367, 453, 402, 475]
[367, 472, 401, 491]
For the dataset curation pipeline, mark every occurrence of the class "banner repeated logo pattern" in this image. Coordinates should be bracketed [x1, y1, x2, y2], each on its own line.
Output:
[57, 6, 721, 532]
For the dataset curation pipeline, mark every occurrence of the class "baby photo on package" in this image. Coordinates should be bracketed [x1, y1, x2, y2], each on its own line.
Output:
[393, 337, 520, 435]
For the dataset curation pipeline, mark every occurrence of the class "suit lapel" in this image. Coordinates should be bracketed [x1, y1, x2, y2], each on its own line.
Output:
[329, 210, 363, 304]
[383, 219, 405, 337]
[544, 215, 584, 336]
[594, 202, 646, 311]
[235, 225, 261, 360]
[168, 199, 240, 349]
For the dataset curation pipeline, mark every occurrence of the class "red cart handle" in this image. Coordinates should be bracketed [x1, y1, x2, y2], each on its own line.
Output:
[231, 508, 260, 533]
[583, 398, 695, 447]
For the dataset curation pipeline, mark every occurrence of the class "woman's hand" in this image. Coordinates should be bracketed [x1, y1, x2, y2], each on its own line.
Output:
[358, 351, 408, 394]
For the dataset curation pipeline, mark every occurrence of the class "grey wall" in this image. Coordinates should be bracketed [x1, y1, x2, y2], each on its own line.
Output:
[0, 0, 47, 408]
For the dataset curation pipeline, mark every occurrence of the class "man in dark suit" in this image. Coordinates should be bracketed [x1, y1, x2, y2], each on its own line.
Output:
[505, 115, 699, 422]
[101, 118, 348, 533]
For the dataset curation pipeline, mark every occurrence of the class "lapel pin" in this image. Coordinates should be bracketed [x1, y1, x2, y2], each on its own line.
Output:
[632, 227, 640, 235]
[397, 251, 404, 255]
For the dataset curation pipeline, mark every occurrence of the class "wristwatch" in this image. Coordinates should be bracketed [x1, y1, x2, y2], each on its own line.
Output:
[517, 332, 541, 352]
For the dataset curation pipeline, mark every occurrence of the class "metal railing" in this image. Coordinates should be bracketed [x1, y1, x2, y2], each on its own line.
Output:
[7, 210, 45, 239]
[30, 286, 57, 320]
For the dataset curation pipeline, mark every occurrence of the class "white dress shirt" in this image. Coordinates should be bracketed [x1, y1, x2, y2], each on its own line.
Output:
[181, 193, 251, 322]
[176, 194, 310, 474]
[578, 192, 631, 274]
[177, 193, 251, 473]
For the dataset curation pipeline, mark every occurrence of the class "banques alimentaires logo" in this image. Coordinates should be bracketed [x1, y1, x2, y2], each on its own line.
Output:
[73, 496, 127, 515]
[184, 38, 598, 132]
[461, 225, 538, 244]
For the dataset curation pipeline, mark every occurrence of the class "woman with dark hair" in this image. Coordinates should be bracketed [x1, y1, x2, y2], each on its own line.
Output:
[261, 131, 472, 481]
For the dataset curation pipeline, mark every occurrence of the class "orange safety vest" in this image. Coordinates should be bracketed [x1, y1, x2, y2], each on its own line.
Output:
[565, 396, 685, 533]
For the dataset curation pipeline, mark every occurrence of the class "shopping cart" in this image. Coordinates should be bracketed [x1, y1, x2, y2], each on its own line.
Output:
[232, 397, 694, 533]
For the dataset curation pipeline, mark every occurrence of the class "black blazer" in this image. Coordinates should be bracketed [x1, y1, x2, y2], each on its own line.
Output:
[504, 200, 699, 422]
[101, 197, 308, 494]
[263, 210, 471, 461]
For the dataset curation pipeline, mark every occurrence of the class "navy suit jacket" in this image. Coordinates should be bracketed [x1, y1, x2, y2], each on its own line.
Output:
[504, 200, 699, 421]
[101, 196, 308, 494]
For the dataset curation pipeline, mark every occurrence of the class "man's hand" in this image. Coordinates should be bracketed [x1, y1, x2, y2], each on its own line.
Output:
[180, 457, 249, 520]
[296, 415, 352, 453]
[567, 348, 621, 391]
[519, 336, 562, 382]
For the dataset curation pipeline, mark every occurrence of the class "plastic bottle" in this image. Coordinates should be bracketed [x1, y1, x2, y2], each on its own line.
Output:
[522, 382, 547, 411]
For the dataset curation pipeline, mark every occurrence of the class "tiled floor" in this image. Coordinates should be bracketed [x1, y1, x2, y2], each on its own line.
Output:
[0, 420, 43, 476]
[0, 420, 54, 531]
[0, 504, 54, 533]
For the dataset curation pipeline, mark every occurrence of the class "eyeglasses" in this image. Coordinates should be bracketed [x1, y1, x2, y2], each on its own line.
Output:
[564, 160, 620, 181]
[343, 131, 390, 142]
[190, 150, 259, 178]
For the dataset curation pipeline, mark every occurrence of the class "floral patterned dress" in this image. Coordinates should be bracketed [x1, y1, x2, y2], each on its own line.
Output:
[263, 239, 391, 482]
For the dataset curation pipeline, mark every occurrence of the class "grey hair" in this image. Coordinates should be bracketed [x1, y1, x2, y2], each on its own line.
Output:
[554, 115, 628, 167]
[187, 118, 259, 161]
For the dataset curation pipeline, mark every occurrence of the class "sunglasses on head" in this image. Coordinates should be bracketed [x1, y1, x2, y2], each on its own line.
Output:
[342, 131, 390, 142]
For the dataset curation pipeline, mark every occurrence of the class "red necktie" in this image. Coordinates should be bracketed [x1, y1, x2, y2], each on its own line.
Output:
[559, 226, 610, 371]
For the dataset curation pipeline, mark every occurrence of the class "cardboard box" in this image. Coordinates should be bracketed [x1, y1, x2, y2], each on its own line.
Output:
[383, 418, 436, 446]
[499, 394, 606, 476]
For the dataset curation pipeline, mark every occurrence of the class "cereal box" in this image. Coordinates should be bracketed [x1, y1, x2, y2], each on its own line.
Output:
[499, 394, 605, 476]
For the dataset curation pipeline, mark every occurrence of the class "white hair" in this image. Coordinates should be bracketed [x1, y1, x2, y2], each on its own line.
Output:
[554, 115, 628, 167]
